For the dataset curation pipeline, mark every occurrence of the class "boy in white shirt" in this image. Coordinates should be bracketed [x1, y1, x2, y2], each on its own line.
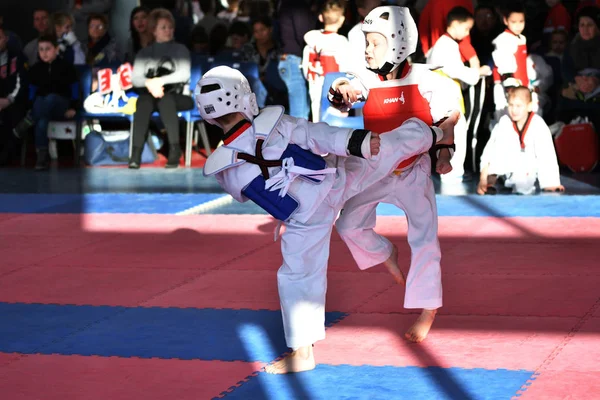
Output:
[427, 6, 491, 181]
[302, 0, 351, 122]
[478, 86, 564, 195]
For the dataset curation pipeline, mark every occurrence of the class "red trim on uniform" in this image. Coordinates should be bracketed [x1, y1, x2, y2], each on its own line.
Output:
[322, 30, 336, 34]
[504, 28, 520, 38]
[512, 112, 535, 150]
[223, 120, 252, 145]
[399, 62, 411, 79]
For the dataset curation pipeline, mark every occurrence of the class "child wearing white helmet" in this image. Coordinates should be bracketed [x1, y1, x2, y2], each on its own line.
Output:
[328, 5, 463, 343]
[196, 65, 458, 374]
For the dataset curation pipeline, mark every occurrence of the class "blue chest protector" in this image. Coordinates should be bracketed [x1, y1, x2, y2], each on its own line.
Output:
[241, 144, 328, 221]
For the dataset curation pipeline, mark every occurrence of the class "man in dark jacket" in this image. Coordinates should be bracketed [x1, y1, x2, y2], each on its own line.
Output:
[0, 27, 26, 166]
[275, 0, 317, 120]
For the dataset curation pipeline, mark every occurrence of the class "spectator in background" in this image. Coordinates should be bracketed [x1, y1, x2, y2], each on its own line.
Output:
[189, 24, 209, 54]
[129, 8, 193, 169]
[69, 0, 114, 41]
[0, 27, 27, 166]
[243, 16, 288, 109]
[86, 13, 119, 67]
[0, 14, 23, 51]
[12, 35, 79, 170]
[227, 20, 251, 50]
[563, 6, 600, 82]
[470, 4, 503, 67]
[125, 6, 153, 63]
[277, 0, 316, 119]
[51, 12, 86, 65]
[23, 9, 50, 67]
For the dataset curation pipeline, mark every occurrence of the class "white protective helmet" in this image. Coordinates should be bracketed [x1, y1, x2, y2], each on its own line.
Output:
[194, 66, 259, 128]
[361, 6, 418, 74]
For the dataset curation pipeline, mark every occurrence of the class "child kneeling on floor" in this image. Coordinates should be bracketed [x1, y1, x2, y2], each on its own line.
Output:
[478, 86, 564, 195]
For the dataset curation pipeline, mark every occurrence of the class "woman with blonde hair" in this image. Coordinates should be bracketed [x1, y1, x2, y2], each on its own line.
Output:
[129, 8, 193, 169]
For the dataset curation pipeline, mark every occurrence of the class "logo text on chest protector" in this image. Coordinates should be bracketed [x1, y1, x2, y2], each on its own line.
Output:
[383, 92, 405, 105]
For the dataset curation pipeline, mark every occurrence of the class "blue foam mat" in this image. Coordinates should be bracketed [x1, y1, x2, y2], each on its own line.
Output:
[0, 303, 346, 362]
[1, 193, 599, 217]
[222, 365, 533, 400]
[0, 193, 227, 214]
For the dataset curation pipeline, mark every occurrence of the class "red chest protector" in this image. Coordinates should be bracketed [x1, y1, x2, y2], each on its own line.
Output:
[307, 51, 340, 81]
[493, 30, 529, 86]
[363, 65, 433, 171]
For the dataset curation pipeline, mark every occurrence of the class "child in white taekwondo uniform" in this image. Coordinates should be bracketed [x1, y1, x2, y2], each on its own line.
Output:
[195, 65, 458, 374]
[477, 86, 564, 195]
[327, 6, 461, 343]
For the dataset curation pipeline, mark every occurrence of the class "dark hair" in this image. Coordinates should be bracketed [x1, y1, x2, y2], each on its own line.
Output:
[251, 16, 273, 29]
[504, 2, 525, 18]
[87, 12, 108, 27]
[130, 6, 150, 53]
[447, 6, 474, 26]
[38, 33, 58, 47]
[228, 21, 251, 38]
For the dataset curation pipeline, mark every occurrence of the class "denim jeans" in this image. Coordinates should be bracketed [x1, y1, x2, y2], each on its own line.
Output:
[31, 94, 70, 149]
[278, 54, 309, 120]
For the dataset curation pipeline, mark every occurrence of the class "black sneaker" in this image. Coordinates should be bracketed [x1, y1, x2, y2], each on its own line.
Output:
[34, 149, 50, 170]
[13, 114, 34, 139]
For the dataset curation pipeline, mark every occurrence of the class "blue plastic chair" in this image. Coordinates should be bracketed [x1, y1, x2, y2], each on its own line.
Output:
[320, 72, 364, 129]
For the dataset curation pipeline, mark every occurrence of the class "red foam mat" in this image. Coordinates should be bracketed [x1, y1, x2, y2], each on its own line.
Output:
[0, 266, 201, 306]
[315, 313, 577, 370]
[543, 318, 600, 372]
[0, 354, 262, 400]
[143, 270, 394, 311]
[356, 274, 600, 317]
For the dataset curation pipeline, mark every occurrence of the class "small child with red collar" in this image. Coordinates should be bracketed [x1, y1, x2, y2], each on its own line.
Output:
[478, 86, 564, 195]
[492, 2, 538, 116]
[301, 0, 351, 122]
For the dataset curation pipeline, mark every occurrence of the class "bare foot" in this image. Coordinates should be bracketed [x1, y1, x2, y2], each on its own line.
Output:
[405, 309, 437, 343]
[382, 245, 405, 285]
[264, 345, 315, 374]
[436, 111, 459, 146]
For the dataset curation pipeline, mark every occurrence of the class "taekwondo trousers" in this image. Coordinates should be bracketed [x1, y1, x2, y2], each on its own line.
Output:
[277, 119, 438, 349]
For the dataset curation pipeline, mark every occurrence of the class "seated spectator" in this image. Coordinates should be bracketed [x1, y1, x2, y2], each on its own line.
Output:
[208, 23, 229, 55]
[125, 7, 153, 63]
[12, 35, 79, 170]
[0, 14, 23, 51]
[129, 8, 193, 169]
[51, 11, 86, 65]
[71, 0, 114, 42]
[86, 13, 120, 67]
[227, 20, 251, 50]
[23, 8, 50, 67]
[242, 16, 288, 109]
[563, 6, 600, 82]
[0, 27, 27, 166]
[478, 86, 563, 195]
[189, 24, 209, 55]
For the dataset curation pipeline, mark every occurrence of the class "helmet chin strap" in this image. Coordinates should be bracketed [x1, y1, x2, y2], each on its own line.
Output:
[367, 60, 406, 80]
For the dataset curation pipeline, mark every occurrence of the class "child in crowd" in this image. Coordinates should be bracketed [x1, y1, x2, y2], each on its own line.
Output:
[195, 65, 457, 374]
[302, 0, 350, 122]
[12, 35, 79, 170]
[328, 6, 461, 343]
[478, 86, 564, 195]
[492, 2, 538, 117]
[427, 6, 491, 181]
